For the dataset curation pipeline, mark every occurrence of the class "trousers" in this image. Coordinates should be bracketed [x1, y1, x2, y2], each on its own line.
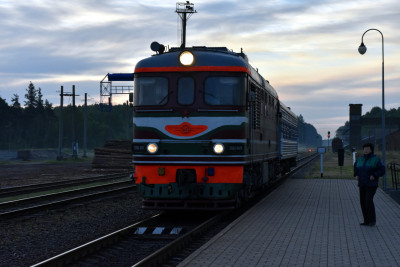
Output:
[359, 186, 377, 224]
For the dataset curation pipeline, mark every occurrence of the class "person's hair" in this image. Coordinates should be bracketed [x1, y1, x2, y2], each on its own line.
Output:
[363, 142, 374, 153]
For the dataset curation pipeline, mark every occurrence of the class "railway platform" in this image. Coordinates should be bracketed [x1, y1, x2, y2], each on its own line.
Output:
[179, 178, 400, 266]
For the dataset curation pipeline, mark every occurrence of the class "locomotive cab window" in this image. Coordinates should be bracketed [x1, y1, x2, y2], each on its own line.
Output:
[204, 76, 245, 106]
[134, 77, 168, 106]
[178, 77, 195, 105]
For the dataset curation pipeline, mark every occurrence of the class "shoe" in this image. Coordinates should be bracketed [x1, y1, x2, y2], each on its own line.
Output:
[360, 222, 368, 226]
[369, 222, 376, 226]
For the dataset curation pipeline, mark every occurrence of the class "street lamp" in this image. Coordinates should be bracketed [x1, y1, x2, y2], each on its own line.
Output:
[358, 28, 386, 190]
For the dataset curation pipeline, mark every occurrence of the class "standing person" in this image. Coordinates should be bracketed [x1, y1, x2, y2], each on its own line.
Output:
[354, 143, 385, 226]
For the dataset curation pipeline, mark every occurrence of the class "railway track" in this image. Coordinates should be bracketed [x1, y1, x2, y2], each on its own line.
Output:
[31, 211, 225, 267]
[296, 152, 318, 164]
[0, 176, 135, 219]
[32, 153, 319, 266]
[0, 172, 128, 198]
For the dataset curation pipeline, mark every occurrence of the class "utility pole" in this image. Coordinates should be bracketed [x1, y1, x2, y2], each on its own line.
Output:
[72, 85, 78, 159]
[58, 86, 79, 159]
[57, 86, 64, 160]
[83, 93, 87, 158]
[176, 1, 196, 48]
[126, 100, 129, 139]
[108, 97, 112, 139]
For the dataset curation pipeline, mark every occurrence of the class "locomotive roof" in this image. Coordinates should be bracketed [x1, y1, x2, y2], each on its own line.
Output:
[134, 46, 278, 98]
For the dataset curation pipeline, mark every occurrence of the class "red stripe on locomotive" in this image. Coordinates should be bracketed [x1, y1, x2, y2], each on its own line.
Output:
[135, 66, 251, 74]
[134, 165, 243, 184]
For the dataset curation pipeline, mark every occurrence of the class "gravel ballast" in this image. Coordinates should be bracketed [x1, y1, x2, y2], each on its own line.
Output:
[0, 161, 158, 266]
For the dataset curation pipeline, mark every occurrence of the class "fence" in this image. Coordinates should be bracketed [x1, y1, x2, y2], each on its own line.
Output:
[388, 163, 400, 190]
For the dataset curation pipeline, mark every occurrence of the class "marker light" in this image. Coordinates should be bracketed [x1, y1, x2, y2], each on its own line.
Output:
[179, 51, 194, 66]
[213, 143, 224, 154]
[147, 143, 158, 154]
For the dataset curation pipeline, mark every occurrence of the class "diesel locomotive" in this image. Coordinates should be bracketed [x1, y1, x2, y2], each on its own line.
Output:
[131, 43, 298, 210]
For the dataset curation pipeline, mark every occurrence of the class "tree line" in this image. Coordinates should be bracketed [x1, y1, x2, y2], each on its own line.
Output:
[0, 82, 132, 150]
[336, 106, 400, 139]
[0, 82, 321, 150]
[297, 115, 322, 147]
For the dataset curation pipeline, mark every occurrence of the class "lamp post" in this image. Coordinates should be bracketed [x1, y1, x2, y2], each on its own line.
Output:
[358, 28, 386, 190]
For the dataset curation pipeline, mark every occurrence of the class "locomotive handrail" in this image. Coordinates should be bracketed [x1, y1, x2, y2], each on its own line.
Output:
[388, 162, 400, 190]
[197, 109, 239, 112]
[134, 109, 174, 112]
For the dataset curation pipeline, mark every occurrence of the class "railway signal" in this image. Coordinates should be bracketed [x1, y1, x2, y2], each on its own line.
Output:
[327, 131, 330, 151]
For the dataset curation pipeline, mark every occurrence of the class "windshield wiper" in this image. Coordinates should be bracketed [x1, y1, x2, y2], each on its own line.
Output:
[158, 91, 173, 105]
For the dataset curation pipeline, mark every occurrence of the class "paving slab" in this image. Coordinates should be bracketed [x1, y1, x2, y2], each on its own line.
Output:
[179, 179, 400, 266]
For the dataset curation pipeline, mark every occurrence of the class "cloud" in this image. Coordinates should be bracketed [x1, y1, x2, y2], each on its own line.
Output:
[1, 0, 400, 137]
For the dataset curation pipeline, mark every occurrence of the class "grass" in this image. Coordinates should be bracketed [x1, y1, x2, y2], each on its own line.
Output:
[304, 150, 400, 190]
[304, 151, 355, 180]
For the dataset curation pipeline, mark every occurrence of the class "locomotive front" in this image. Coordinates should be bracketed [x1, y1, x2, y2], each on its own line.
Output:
[131, 46, 251, 209]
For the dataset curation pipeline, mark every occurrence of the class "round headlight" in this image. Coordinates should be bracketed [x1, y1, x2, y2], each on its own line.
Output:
[213, 143, 224, 154]
[179, 51, 194, 66]
[147, 143, 158, 154]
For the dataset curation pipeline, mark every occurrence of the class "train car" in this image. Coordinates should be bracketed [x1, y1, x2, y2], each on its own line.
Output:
[131, 44, 298, 210]
[279, 103, 298, 172]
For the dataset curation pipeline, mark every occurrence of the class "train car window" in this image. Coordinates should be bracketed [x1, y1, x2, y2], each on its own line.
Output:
[134, 77, 168, 106]
[178, 77, 195, 105]
[204, 77, 244, 106]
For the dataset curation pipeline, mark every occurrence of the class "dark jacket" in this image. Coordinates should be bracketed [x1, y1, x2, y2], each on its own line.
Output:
[354, 153, 385, 187]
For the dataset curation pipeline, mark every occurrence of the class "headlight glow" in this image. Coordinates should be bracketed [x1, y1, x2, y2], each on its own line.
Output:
[179, 51, 194, 66]
[147, 143, 158, 154]
[213, 143, 224, 154]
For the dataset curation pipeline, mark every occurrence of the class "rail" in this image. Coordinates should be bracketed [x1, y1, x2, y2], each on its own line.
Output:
[0, 173, 128, 198]
[0, 181, 135, 219]
[388, 163, 400, 190]
[31, 214, 164, 267]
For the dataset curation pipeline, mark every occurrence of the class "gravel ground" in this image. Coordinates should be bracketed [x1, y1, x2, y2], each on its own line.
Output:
[0, 161, 103, 188]
[0, 191, 158, 266]
[0, 161, 158, 266]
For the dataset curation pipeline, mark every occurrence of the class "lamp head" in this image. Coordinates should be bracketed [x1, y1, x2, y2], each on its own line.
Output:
[150, 41, 165, 54]
[358, 42, 367, 55]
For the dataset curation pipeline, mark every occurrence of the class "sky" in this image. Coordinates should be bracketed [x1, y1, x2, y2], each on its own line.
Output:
[1, 0, 399, 137]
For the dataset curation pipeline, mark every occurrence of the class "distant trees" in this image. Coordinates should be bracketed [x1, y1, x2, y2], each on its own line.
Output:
[0, 82, 132, 150]
[11, 94, 21, 108]
[0, 97, 10, 136]
[24, 82, 38, 108]
[335, 106, 400, 145]
[361, 106, 400, 139]
[363, 106, 400, 119]
[0, 82, 54, 148]
[0, 96, 15, 149]
[297, 114, 322, 147]
[335, 121, 350, 145]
